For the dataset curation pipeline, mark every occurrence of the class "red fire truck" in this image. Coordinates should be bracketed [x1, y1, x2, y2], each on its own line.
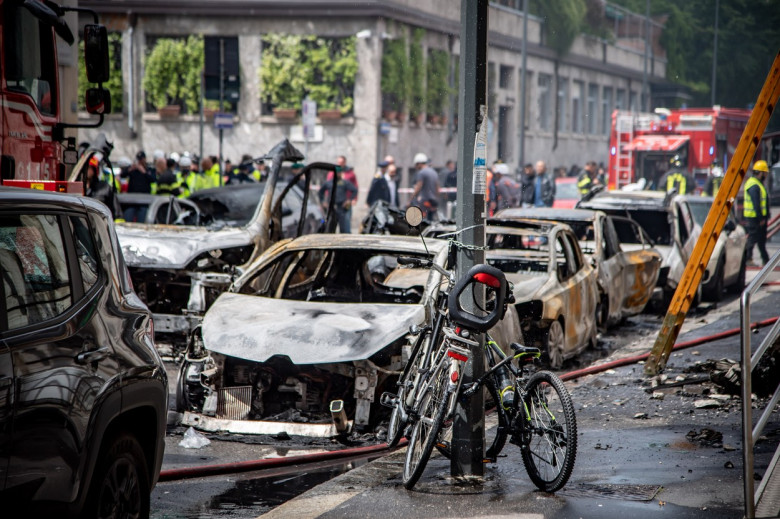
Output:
[608, 106, 752, 192]
[0, 0, 110, 193]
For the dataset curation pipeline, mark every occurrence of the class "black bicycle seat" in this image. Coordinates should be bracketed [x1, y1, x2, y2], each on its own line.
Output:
[510, 343, 540, 355]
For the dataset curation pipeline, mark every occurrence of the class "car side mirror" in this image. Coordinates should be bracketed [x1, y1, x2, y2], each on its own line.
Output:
[405, 206, 424, 227]
[84, 24, 110, 83]
[85, 88, 111, 115]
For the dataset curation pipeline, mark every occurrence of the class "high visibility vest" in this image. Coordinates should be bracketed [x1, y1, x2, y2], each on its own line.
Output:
[705, 176, 722, 197]
[666, 172, 687, 194]
[206, 164, 221, 188]
[743, 176, 767, 219]
[177, 172, 196, 198]
[577, 174, 592, 195]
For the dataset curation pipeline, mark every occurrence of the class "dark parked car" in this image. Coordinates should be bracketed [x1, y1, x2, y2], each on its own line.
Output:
[119, 192, 202, 225]
[0, 188, 167, 517]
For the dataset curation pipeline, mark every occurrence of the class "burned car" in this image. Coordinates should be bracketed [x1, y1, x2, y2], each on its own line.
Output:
[118, 193, 202, 225]
[684, 196, 747, 300]
[176, 234, 522, 436]
[577, 190, 702, 307]
[425, 219, 599, 368]
[109, 141, 330, 353]
[495, 207, 662, 329]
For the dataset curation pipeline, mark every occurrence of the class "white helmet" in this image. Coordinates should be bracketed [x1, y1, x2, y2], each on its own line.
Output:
[494, 163, 509, 175]
[413, 152, 429, 165]
[116, 156, 132, 168]
[153, 149, 165, 160]
[170, 152, 180, 163]
[179, 156, 192, 168]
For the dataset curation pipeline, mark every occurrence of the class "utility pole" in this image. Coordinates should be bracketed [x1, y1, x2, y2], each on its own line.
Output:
[642, 0, 650, 111]
[218, 37, 225, 186]
[518, 0, 528, 176]
[452, 0, 488, 479]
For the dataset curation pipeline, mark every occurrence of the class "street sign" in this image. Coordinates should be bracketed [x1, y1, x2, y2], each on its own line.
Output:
[302, 99, 317, 139]
[379, 121, 391, 135]
[214, 112, 233, 129]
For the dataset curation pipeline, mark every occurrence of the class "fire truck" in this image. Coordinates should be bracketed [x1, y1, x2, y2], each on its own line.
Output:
[607, 106, 752, 192]
[0, 0, 110, 193]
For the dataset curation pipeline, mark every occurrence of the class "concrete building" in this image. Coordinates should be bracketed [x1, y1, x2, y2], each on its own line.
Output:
[80, 0, 669, 213]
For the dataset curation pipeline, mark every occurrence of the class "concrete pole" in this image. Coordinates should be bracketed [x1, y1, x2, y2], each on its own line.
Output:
[711, 0, 719, 106]
[452, 0, 488, 479]
[518, 0, 529, 177]
[642, 0, 649, 111]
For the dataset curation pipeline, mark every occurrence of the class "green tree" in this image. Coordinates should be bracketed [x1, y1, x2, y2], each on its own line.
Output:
[381, 34, 410, 113]
[408, 28, 426, 119]
[426, 48, 450, 117]
[78, 32, 123, 112]
[259, 34, 357, 114]
[142, 35, 205, 113]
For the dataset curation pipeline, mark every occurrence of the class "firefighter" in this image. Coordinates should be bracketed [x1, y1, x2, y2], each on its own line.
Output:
[703, 159, 724, 197]
[155, 157, 182, 197]
[660, 155, 694, 194]
[177, 156, 198, 198]
[743, 160, 770, 266]
[577, 161, 599, 196]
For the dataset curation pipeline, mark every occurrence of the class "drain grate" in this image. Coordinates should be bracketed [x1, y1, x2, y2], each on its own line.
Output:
[558, 483, 662, 501]
[217, 386, 252, 420]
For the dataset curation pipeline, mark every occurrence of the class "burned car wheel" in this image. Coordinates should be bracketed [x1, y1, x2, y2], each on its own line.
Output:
[86, 433, 150, 519]
[545, 319, 565, 369]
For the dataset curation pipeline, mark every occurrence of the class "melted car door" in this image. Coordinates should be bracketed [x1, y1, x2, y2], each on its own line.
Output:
[597, 216, 625, 326]
[3, 213, 113, 505]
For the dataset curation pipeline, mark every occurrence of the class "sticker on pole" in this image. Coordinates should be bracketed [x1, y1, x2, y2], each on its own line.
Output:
[472, 105, 487, 195]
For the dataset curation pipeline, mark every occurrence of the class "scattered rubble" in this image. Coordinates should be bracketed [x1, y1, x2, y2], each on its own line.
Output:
[634, 413, 649, 419]
[694, 399, 720, 409]
[686, 428, 723, 447]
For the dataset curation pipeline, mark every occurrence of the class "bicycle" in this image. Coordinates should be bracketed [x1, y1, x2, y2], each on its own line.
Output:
[437, 333, 578, 493]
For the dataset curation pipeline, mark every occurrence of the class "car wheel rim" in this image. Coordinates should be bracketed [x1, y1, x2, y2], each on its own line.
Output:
[98, 457, 141, 519]
[548, 321, 565, 369]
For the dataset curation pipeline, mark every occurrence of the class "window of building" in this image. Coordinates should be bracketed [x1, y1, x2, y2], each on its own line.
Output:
[1, 214, 72, 331]
[629, 91, 638, 112]
[587, 83, 598, 134]
[497, 105, 513, 162]
[488, 62, 497, 120]
[571, 80, 584, 133]
[3, 3, 57, 116]
[557, 77, 569, 133]
[601, 86, 613, 135]
[616, 88, 626, 111]
[537, 73, 552, 131]
[499, 65, 513, 90]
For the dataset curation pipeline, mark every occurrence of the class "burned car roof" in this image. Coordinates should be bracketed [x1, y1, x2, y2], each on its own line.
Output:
[577, 190, 671, 211]
[496, 207, 598, 222]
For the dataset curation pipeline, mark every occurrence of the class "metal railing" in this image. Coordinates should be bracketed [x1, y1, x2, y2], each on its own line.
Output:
[741, 248, 780, 518]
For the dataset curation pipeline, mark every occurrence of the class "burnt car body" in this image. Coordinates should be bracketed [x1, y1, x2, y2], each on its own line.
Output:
[425, 220, 599, 368]
[118, 192, 202, 225]
[577, 190, 702, 306]
[176, 234, 522, 436]
[110, 141, 328, 352]
[684, 196, 747, 300]
[0, 188, 167, 516]
[495, 207, 662, 329]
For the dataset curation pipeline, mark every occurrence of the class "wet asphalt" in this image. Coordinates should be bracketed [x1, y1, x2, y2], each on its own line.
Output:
[151, 263, 780, 518]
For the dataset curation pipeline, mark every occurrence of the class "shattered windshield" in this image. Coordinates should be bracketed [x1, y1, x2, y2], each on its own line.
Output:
[238, 248, 431, 304]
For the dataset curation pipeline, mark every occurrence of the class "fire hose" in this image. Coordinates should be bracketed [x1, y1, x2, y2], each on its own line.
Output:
[159, 316, 778, 482]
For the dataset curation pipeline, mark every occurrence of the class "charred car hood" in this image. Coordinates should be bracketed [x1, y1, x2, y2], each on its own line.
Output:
[202, 292, 425, 364]
[504, 273, 547, 302]
[116, 223, 252, 269]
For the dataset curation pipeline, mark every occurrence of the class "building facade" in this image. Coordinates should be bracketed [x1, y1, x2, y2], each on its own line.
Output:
[80, 0, 668, 210]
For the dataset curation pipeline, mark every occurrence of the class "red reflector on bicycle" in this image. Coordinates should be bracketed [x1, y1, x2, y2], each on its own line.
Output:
[473, 272, 501, 288]
[451, 371, 459, 383]
[447, 350, 469, 362]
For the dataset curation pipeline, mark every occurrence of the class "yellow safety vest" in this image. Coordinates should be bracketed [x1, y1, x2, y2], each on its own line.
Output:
[743, 176, 767, 219]
[577, 175, 592, 195]
[666, 172, 687, 194]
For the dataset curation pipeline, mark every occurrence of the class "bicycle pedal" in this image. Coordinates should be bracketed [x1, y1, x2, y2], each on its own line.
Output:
[379, 392, 398, 408]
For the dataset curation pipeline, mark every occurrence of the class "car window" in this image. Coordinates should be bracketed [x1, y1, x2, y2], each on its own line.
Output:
[70, 216, 100, 292]
[555, 234, 570, 280]
[0, 214, 72, 331]
[563, 233, 582, 273]
[602, 217, 621, 258]
[239, 250, 299, 297]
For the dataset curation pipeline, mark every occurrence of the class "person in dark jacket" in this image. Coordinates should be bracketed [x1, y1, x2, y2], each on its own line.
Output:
[659, 155, 694, 194]
[520, 163, 535, 207]
[533, 160, 555, 207]
[320, 167, 358, 233]
[122, 150, 156, 194]
[744, 160, 771, 266]
[154, 157, 182, 196]
[85, 157, 123, 220]
[367, 161, 392, 206]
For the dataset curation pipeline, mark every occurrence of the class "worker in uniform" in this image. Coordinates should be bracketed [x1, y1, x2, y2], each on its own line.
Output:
[176, 156, 197, 198]
[703, 159, 725, 197]
[660, 155, 694, 194]
[577, 161, 599, 196]
[743, 160, 771, 266]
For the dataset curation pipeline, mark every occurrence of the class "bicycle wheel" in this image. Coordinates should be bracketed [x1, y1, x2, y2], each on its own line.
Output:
[388, 332, 431, 448]
[434, 377, 509, 461]
[402, 363, 449, 489]
[519, 371, 577, 492]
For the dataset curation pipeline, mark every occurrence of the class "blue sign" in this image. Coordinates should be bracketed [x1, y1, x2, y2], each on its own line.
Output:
[214, 112, 233, 129]
[379, 122, 391, 135]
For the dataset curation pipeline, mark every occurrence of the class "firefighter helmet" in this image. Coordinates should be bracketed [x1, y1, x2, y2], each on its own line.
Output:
[753, 160, 769, 173]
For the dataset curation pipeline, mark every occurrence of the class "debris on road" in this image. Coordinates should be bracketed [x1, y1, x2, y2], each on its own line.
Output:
[686, 428, 723, 447]
[179, 427, 212, 449]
